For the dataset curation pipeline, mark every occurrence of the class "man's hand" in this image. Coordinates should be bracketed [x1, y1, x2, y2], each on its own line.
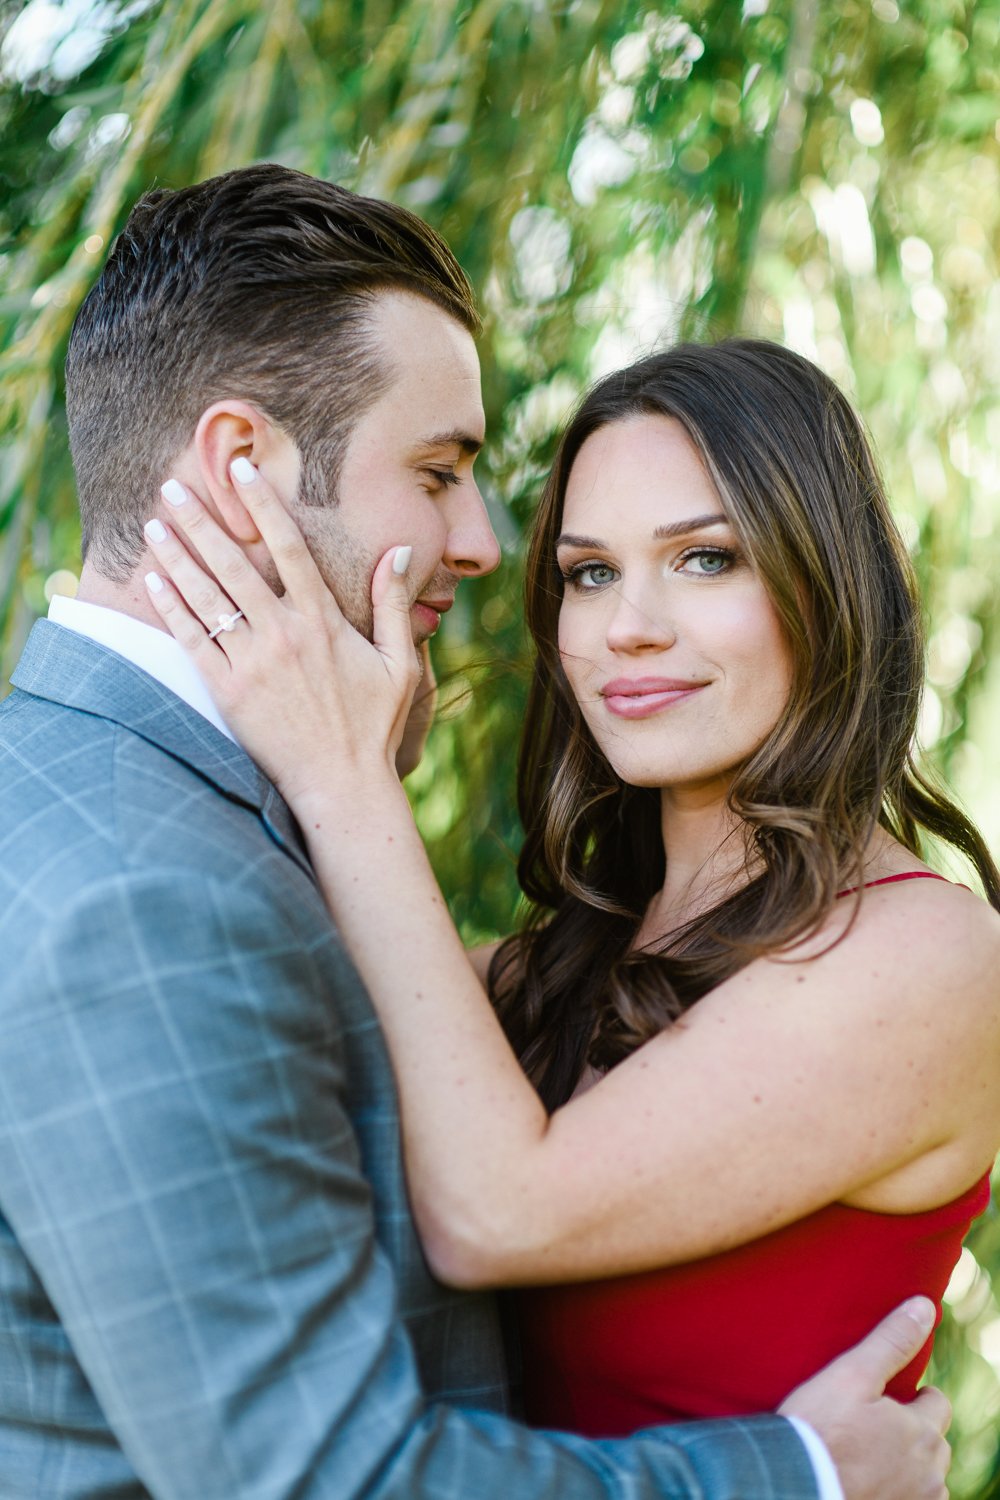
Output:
[396, 641, 438, 779]
[780, 1297, 951, 1500]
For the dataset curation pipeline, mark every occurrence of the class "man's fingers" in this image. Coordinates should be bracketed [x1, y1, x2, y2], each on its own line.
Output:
[826, 1297, 936, 1396]
[781, 1303, 951, 1500]
[910, 1385, 953, 1437]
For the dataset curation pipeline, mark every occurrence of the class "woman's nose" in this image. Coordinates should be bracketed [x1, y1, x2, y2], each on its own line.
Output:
[605, 586, 677, 653]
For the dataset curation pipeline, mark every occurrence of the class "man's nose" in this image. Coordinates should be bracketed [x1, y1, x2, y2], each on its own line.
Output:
[443, 483, 501, 577]
[605, 586, 676, 652]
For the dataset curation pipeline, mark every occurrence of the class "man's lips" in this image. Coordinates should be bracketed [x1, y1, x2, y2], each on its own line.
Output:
[601, 676, 708, 720]
[412, 596, 454, 634]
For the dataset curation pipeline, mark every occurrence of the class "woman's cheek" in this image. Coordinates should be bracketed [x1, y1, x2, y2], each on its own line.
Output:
[557, 615, 588, 696]
[719, 592, 794, 724]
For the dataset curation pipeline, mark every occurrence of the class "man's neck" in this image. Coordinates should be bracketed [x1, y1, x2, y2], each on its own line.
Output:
[76, 559, 170, 633]
[50, 578, 237, 744]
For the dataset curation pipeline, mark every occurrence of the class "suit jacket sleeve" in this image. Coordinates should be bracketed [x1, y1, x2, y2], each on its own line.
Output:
[0, 869, 818, 1500]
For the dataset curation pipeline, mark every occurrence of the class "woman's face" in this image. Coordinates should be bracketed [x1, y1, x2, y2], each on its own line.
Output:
[556, 415, 793, 801]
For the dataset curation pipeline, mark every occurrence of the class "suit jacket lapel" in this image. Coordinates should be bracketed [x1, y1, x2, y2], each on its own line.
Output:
[259, 784, 314, 876]
[11, 620, 315, 882]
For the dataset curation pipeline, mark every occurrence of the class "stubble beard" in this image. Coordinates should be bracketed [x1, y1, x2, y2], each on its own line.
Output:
[290, 451, 455, 649]
[299, 505, 376, 640]
[290, 449, 379, 641]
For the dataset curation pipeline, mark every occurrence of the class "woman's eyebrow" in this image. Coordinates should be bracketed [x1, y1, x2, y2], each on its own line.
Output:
[555, 532, 606, 550]
[556, 514, 729, 550]
[653, 513, 728, 539]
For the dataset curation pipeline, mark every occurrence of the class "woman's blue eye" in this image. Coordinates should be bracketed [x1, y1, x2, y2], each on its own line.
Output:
[566, 562, 617, 589]
[682, 548, 734, 575]
[560, 548, 735, 589]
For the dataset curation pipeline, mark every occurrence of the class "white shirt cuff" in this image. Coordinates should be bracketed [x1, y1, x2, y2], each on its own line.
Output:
[786, 1416, 846, 1500]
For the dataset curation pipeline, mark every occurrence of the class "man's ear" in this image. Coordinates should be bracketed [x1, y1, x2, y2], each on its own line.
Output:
[193, 401, 300, 544]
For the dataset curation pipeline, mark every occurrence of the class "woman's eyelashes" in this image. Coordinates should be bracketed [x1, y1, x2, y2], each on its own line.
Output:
[559, 546, 741, 592]
[561, 560, 619, 591]
[675, 545, 740, 577]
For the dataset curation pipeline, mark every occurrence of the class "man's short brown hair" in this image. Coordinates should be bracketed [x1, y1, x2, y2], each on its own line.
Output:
[65, 163, 480, 580]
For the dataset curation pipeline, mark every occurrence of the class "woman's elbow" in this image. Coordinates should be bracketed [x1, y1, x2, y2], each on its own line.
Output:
[417, 1203, 529, 1290]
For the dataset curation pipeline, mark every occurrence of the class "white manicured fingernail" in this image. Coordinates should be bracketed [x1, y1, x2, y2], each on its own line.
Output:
[392, 546, 412, 576]
[161, 479, 188, 507]
[144, 519, 167, 543]
[230, 457, 258, 485]
[145, 571, 164, 594]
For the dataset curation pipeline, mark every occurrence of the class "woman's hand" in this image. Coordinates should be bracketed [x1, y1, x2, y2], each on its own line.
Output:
[142, 462, 421, 808]
[396, 641, 438, 780]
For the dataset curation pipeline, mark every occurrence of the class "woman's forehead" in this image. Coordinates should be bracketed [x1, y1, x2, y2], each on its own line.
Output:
[562, 417, 723, 534]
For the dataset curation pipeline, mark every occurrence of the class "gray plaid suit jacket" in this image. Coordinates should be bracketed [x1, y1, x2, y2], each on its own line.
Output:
[0, 620, 818, 1499]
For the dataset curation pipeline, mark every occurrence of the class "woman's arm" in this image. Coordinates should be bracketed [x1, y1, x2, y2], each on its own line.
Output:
[145, 472, 1000, 1289]
[295, 768, 999, 1287]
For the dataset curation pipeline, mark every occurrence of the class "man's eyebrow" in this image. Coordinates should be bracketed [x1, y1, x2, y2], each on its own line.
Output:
[415, 429, 484, 456]
[556, 514, 729, 549]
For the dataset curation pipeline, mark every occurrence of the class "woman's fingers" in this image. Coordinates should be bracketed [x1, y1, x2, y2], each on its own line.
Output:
[395, 638, 438, 779]
[141, 469, 424, 794]
[368, 545, 423, 752]
[143, 515, 243, 643]
[225, 458, 332, 611]
[372, 545, 420, 672]
[155, 478, 274, 630]
[143, 570, 233, 686]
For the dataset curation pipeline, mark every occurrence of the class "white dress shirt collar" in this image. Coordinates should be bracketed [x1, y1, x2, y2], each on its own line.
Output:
[47, 595, 236, 743]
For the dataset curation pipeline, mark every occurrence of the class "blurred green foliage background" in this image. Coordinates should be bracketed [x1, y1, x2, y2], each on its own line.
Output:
[1, 0, 998, 1489]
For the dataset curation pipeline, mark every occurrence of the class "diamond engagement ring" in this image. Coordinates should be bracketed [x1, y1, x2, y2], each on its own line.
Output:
[207, 610, 245, 640]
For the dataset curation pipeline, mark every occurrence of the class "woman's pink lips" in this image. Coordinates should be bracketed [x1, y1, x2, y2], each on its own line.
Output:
[601, 677, 707, 719]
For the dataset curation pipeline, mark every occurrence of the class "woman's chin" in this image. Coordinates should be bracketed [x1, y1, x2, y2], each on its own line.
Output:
[604, 755, 740, 803]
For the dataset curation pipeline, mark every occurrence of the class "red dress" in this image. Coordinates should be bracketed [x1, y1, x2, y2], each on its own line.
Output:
[518, 874, 993, 1436]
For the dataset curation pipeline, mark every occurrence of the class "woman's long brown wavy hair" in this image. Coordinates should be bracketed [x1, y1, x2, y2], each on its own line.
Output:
[490, 339, 1000, 1112]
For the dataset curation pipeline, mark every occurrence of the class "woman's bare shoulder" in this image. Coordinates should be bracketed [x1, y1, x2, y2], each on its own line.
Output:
[837, 877, 1000, 1205]
[791, 874, 1000, 1040]
[668, 870, 1000, 1215]
[854, 874, 1000, 984]
[784, 864, 1000, 974]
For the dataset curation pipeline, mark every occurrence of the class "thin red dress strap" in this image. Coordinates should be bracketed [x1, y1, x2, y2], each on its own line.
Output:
[837, 872, 957, 898]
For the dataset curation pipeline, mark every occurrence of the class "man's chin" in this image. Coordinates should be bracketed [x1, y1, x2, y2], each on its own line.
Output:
[347, 609, 431, 649]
